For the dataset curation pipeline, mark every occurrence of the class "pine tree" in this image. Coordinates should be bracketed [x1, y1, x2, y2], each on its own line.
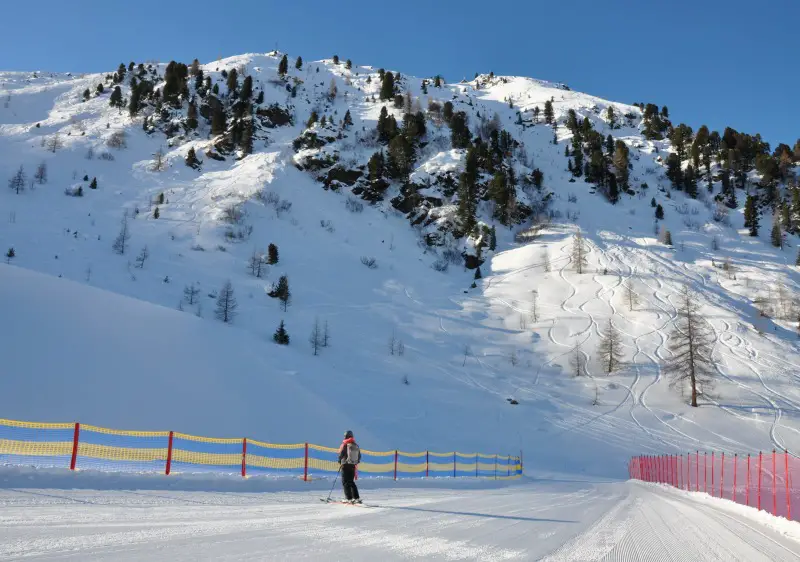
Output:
[273, 320, 290, 345]
[796, 248, 800, 266]
[380, 71, 395, 100]
[489, 226, 497, 251]
[240, 76, 253, 101]
[89, 177, 97, 190]
[450, 112, 470, 149]
[744, 195, 759, 236]
[153, 207, 160, 219]
[474, 266, 482, 280]
[597, 319, 624, 374]
[295, 56, 303, 70]
[5, 247, 14, 264]
[226, 67, 238, 94]
[128, 87, 141, 116]
[215, 280, 237, 323]
[267, 243, 279, 264]
[345, 59, 352, 70]
[771, 220, 783, 248]
[655, 204, 664, 220]
[269, 275, 291, 311]
[606, 106, 617, 129]
[665, 286, 713, 407]
[185, 146, 201, 169]
[572, 230, 588, 273]
[306, 110, 318, 129]
[543, 100, 554, 124]
[663, 230, 673, 246]
[109, 86, 124, 110]
[612, 140, 629, 189]
[343, 109, 353, 129]
[82, 88, 91, 101]
[278, 55, 289, 76]
[211, 105, 226, 135]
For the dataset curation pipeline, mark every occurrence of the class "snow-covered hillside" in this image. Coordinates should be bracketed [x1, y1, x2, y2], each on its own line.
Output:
[2, 52, 800, 481]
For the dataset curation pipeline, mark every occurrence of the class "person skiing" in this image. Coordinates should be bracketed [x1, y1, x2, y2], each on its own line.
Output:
[338, 430, 362, 504]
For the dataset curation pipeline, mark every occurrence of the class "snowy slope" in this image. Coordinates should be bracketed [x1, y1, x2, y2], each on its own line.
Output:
[1, 472, 799, 561]
[2, 53, 800, 482]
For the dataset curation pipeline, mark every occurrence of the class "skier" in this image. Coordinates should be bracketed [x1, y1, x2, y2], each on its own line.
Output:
[338, 430, 362, 504]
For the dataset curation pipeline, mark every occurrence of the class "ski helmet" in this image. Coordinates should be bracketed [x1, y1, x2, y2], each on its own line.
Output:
[344, 430, 354, 439]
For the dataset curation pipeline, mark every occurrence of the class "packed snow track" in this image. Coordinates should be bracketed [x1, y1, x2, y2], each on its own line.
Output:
[1, 478, 798, 561]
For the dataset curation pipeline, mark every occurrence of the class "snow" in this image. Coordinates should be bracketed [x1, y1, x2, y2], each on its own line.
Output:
[1, 468, 799, 560]
[3, 52, 800, 558]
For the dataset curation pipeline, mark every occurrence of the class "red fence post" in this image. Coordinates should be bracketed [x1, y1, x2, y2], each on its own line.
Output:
[69, 422, 80, 471]
[165, 430, 174, 475]
[733, 453, 738, 503]
[772, 449, 777, 516]
[786, 450, 791, 521]
[678, 455, 682, 489]
[758, 451, 763, 511]
[426, 451, 429, 478]
[696, 451, 699, 492]
[241, 438, 247, 478]
[687, 453, 691, 490]
[394, 450, 398, 481]
[303, 442, 309, 482]
[720, 452, 724, 498]
[711, 452, 715, 494]
[674, 455, 678, 487]
[747, 454, 751, 507]
[704, 452, 707, 493]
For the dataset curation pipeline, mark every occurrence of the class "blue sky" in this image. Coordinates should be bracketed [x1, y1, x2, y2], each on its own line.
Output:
[2, 0, 797, 147]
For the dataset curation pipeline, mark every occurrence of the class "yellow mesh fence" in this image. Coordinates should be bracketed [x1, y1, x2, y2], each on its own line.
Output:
[0, 418, 523, 479]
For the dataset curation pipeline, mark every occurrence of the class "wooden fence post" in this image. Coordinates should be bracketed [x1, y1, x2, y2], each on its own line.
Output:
[69, 422, 80, 471]
[165, 431, 174, 475]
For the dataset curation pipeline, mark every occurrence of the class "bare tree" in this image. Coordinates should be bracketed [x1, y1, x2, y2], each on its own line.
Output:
[665, 286, 714, 407]
[248, 249, 264, 277]
[152, 146, 166, 171]
[569, 342, 586, 377]
[310, 318, 322, 355]
[572, 230, 588, 274]
[112, 213, 131, 255]
[8, 165, 26, 194]
[46, 134, 63, 153]
[624, 280, 639, 312]
[183, 283, 199, 305]
[510, 350, 519, 367]
[543, 250, 551, 273]
[530, 289, 539, 322]
[597, 319, 624, 374]
[389, 330, 397, 355]
[134, 245, 149, 269]
[215, 280, 238, 323]
[322, 320, 330, 347]
[34, 162, 47, 184]
[462, 344, 472, 366]
[107, 130, 127, 149]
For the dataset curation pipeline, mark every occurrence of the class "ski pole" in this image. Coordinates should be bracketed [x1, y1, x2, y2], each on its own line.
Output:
[326, 465, 342, 502]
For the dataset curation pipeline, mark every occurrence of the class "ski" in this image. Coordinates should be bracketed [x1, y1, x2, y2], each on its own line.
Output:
[320, 498, 374, 507]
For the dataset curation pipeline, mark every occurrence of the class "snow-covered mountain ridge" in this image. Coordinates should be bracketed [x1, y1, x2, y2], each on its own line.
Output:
[2, 52, 800, 478]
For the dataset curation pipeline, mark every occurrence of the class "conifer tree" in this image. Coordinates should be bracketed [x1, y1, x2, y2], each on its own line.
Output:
[450, 112, 470, 149]
[273, 320, 290, 345]
[380, 71, 395, 100]
[267, 243, 279, 264]
[306, 110, 318, 129]
[655, 204, 664, 220]
[5, 247, 14, 264]
[185, 146, 201, 169]
[226, 67, 238, 94]
[543, 100, 554, 124]
[744, 195, 759, 236]
[109, 86, 124, 110]
[278, 55, 289, 76]
[663, 230, 673, 246]
[83, 88, 91, 101]
[771, 220, 783, 248]
[186, 100, 198, 130]
[295, 56, 303, 70]
[240, 76, 253, 101]
[89, 177, 97, 189]
[211, 104, 226, 135]
[612, 140, 629, 190]
[345, 59, 352, 70]
[8, 165, 26, 195]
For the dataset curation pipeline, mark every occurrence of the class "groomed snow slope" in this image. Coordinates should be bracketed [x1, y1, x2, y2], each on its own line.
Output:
[2, 54, 800, 481]
[1, 470, 799, 561]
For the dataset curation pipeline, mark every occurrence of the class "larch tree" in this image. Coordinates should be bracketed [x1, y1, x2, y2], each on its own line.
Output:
[597, 319, 624, 374]
[572, 230, 588, 274]
[215, 280, 238, 323]
[665, 286, 714, 407]
[625, 280, 639, 311]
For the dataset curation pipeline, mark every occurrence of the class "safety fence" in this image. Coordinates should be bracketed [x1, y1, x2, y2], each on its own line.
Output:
[0, 418, 523, 480]
[629, 450, 799, 521]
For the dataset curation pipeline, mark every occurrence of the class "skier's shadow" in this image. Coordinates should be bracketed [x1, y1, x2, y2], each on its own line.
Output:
[374, 504, 576, 523]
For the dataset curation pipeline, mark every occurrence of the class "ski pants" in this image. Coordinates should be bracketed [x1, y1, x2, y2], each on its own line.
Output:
[341, 463, 360, 500]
